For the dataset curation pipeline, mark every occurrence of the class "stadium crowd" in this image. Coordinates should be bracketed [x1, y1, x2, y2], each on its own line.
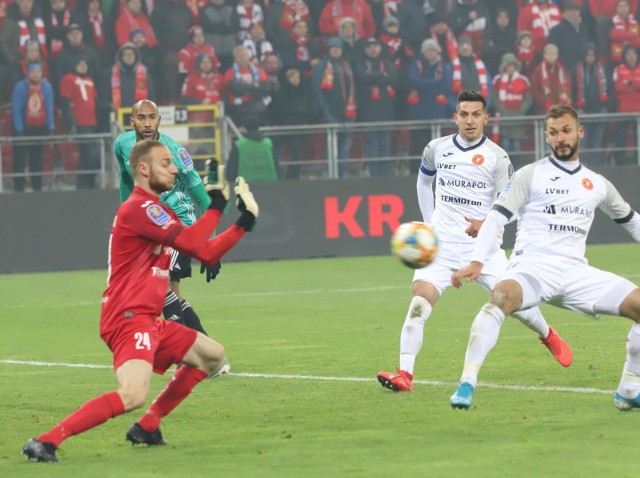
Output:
[1, 0, 640, 188]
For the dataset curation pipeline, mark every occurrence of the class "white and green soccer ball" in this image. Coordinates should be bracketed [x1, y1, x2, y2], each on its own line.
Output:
[390, 221, 439, 269]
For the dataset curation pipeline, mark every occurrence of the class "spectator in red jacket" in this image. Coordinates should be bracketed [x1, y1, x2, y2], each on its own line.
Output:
[515, 30, 536, 77]
[114, 0, 157, 48]
[612, 44, 640, 164]
[609, 0, 640, 64]
[517, 0, 562, 56]
[318, 0, 375, 39]
[531, 42, 572, 113]
[181, 53, 222, 104]
[60, 57, 100, 188]
[588, 0, 638, 58]
[178, 26, 220, 86]
[492, 52, 532, 168]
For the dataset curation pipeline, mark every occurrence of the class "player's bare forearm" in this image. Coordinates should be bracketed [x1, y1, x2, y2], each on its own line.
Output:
[452, 261, 483, 288]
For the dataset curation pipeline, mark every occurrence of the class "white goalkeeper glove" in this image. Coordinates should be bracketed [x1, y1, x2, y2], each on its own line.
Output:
[234, 176, 259, 231]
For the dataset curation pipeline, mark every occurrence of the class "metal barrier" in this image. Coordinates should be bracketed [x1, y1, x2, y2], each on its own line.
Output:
[1, 112, 639, 192]
[260, 112, 640, 179]
[0, 131, 114, 193]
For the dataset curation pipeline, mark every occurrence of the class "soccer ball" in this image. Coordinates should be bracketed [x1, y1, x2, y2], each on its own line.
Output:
[390, 221, 438, 269]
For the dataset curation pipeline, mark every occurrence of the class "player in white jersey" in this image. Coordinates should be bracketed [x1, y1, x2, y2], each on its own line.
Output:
[450, 104, 640, 410]
[377, 91, 572, 393]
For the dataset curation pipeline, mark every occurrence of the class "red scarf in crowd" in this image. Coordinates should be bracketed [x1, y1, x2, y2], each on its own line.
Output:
[575, 61, 608, 108]
[541, 61, 571, 109]
[122, 8, 157, 47]
[26, 82, 46, 127]
[430, 26, 458, 61]
[380, 33, 414, 69]
[237, 3, 262, 39]
[280, 0, 309, 29]
[321, 59, 356, 119]
[451, 56, 489, 97]
[111, 63, 148, 109]
[290, 32, 309, 59]
[493, 71, 530, 110]
[529, 3, 561, 47]
[89, 11, 105, 48]
[382, 0, 398, 17]
[18, 18, 47, 57]
[611, 13, 639, 62]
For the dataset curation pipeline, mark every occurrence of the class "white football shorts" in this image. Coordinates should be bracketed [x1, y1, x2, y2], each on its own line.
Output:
[498, 253, 638, 318]
[412, 241, 508, 296]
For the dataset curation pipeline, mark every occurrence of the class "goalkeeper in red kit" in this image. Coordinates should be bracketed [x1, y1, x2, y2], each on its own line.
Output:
[22, 139, 259, 462]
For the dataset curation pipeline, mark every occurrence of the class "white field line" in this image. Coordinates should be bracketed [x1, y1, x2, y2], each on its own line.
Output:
[0, 359, 612, 395]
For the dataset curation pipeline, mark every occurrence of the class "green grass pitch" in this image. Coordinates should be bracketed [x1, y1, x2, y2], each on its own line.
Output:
[0, 243, 639, 477]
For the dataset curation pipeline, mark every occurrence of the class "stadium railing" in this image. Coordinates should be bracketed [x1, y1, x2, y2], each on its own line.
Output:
[0, 112, 639, 192]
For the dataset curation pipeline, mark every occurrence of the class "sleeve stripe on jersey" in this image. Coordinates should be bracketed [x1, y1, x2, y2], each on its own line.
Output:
[492, 204, 513, 220]
[614, 210, 635, 224]
[420, 164, 436, 176]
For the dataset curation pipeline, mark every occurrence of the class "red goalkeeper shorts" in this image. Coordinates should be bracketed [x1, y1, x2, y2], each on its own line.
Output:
[102, 315, 197, 374]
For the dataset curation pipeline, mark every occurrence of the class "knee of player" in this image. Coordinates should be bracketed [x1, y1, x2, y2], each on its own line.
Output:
[118, 387, 149, 411]
[490, 284, 520, 313]
[201, 340, 225, 372]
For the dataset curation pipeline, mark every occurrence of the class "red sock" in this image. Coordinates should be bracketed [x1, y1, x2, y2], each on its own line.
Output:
[138, 366, 207, 432]
[37, 391, 125, 447]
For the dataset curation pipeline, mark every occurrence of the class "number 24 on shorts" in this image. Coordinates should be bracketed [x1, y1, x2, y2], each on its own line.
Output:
[134, 332, 151, 350]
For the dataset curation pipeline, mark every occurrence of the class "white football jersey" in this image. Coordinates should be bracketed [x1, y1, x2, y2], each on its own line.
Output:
[421, 134, 514, 244]
[493, 156, 634, 261]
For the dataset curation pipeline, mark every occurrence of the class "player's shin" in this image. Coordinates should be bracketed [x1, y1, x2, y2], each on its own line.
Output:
[617, 323, 640, 399]
[459, 303, 505, 387]
[138, 366, 208, 432]
[511, 307, 549, 339]
[399, 296, 432, 374]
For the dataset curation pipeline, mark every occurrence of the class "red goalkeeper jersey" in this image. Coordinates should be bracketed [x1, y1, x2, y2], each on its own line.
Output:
[100, 186, 184, 335]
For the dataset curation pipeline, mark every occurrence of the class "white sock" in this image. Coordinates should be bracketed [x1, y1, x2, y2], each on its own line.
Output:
[511, 307, 549, 339]
[618, 323, 640, 398]
[459, 303, 505, 387]
[399, 296, 432, 374]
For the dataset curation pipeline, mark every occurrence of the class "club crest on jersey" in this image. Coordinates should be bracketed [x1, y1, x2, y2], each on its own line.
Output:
[472, 154, 484, 166]
[582, 178, 593, 190]
[178, 148, 193, 170]
[507, 163, 514, 179]
[146, 204, 171, 226]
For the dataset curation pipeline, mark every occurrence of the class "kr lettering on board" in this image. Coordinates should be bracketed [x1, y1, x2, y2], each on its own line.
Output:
[325, 195, 405, 239]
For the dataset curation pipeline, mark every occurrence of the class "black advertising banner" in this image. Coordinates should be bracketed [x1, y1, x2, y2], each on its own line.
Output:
[1, 168, 639, 273]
